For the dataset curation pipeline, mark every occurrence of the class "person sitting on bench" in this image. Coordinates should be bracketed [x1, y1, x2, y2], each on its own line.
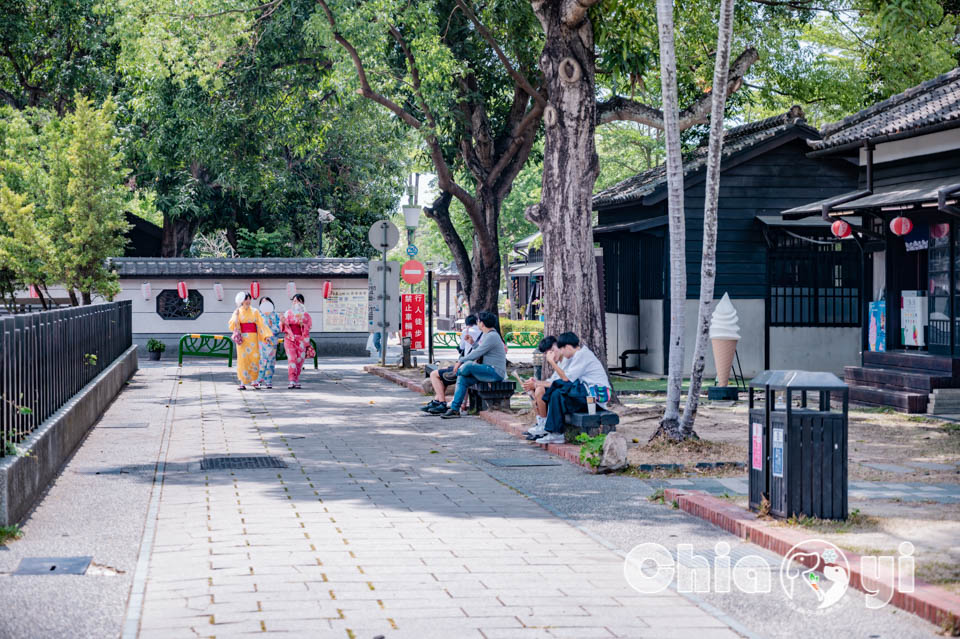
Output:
[440, 311, 506, 419]
[534, 332, 611, 444]
[422, 315, 480, 414]
[522, 336, 566, 440]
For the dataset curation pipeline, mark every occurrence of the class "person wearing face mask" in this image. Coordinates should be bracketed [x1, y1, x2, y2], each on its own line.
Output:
[281, 293, 313, 389]
[254, 297, 282, 389]
[228, 292, 274, 390]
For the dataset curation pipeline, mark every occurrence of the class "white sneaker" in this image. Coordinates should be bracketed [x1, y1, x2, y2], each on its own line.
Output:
[535, 433, 565, 445]
[526, 425, 546, 436]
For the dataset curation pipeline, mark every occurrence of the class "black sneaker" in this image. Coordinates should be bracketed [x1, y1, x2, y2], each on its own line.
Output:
[420, 400, 440, 412]
[427, 403, 448, 415]
[440, 408, 461, 419]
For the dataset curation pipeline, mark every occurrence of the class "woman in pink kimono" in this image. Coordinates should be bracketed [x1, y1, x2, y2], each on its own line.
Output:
[282, 294, 313, 389]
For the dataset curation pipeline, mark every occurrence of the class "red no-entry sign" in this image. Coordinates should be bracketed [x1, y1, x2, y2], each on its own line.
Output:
[401, 260, 425, 285]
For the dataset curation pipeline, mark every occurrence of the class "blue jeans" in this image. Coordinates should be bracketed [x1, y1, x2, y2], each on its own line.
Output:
[450, 362, 503, 411]
[373, 331, 382, 355]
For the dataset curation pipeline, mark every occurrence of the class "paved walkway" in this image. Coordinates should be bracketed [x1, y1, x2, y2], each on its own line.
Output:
[132, 362, 737, 638]
[0, 359, 942, 638]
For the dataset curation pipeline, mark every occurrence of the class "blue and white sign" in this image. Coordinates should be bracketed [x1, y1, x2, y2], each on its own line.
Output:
[406, 244, 418, 257]
[771, 426, 784, 478]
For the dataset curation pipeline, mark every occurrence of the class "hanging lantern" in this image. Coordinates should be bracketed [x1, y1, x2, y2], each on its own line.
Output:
[322, 281, 333, 299]
[28, 284, 39, 298]
[286, 281, 297, 299]
[831, 220, 852, 239]
[213, 282, 224, 301]
[177, 281, 188, 300]
[141, 282, 152, 300]
[932, 223, 950, 239]
[890, 216, 913, 236]
[250, 281, 260, 299]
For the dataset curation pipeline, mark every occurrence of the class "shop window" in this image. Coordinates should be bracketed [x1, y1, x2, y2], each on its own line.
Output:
[768, 235, 860, 327]
[156, 289, 204, 320]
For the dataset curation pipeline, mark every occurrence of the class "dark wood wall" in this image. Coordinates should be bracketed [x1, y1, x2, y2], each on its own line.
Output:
[863, 150, 959, 189]
[596, 135, 858, 304]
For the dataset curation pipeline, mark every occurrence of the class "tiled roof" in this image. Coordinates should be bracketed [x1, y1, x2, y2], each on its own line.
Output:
[107, 257, 369, 278]
[593, 107, 815, 209]
[812, 67, 960, 151]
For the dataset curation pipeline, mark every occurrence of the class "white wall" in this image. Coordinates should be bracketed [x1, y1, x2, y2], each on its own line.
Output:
[769, 326, 860, 375]
[601, 302, 664, 375]
[680, 298, 765, 378]
[117, 277, 367, 335]
[604, 313, 639, 370]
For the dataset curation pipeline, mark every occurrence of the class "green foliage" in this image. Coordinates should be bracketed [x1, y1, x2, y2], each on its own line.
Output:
[235, 227, 293, 258]
[0, 524, 23, 545]
[146, 338, 166, 353]
[576, 432, 606, 468]
[499, 319, 545, 335]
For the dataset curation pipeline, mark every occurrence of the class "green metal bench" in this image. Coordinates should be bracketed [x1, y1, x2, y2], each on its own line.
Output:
[504, 331, 543, 348]
[276, 337, 319, 370]
[433, 331, 460, 349]
[178, 334, 234, 366]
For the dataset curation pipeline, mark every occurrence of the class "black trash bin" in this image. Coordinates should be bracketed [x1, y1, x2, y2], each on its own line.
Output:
[748, 370, 849, 520]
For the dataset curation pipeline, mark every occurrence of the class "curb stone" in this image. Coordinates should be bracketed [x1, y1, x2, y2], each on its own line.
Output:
[364, 365, 597, 472]
[662, 488, 960, 633]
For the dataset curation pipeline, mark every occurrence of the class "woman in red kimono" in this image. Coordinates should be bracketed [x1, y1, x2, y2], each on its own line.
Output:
[282, 294, 313, 389]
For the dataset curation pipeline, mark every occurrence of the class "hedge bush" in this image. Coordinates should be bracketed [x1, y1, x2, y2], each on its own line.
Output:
[499, 318, 545, 334]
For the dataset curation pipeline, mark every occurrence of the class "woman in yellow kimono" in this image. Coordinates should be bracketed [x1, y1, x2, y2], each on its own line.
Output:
[228, 292, 274, 390]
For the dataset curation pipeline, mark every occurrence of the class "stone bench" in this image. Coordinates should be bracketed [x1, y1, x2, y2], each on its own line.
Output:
[468, 380, 516, 414]
[563, 408, 619, 438]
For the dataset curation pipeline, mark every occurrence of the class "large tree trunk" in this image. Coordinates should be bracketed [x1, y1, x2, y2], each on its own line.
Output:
[528, 1, 606, 367]
[161, 213, 199, 257]
[653, 0, 687, 441]
[679, 0, 738, 439]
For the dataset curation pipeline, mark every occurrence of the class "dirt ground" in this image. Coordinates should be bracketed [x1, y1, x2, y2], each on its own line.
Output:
[611, 393, 960, 483]
[389, 365, 960, 483]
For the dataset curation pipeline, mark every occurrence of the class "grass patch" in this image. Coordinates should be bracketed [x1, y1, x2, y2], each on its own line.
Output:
[611, 377, 718, 393]
[942, 422, 960, 434]
[907, 415, 944, 424]
[851, 406, 897, 415]
[783, 508, 877, 533]
[0, 525, 22, 545]
[648, 488, 665, 504]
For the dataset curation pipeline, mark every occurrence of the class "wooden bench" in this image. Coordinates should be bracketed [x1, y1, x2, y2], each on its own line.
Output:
[563, 408, 619, 438]
[467, 380, 516, 414]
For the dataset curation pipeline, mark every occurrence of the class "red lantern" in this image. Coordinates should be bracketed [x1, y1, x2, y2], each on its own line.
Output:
[28, 284, 39, 298]
[250, 281, 260, 299]
[286, 281, 297, 299]
[213, 282, 224, 301]
[141, 282, 152, 300]
[890, 216, 913, 236]
[177, 281, 188, 300]
[831, 220, 852, 238]
[322, 281, 333, 299]
[932, 223, 950, 239]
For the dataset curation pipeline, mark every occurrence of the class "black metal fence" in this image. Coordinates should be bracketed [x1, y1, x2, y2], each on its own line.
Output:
[0, 301, 132, 455]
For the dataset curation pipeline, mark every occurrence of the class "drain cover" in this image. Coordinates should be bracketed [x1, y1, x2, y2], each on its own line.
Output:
[14, 556, 92, 575]
[485, 457, 562, 467]
[99, 422, 149, 429]
[200, 455, 287, 470]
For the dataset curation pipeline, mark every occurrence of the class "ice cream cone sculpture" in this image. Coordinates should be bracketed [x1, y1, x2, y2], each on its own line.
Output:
[710, 293, 741, 387]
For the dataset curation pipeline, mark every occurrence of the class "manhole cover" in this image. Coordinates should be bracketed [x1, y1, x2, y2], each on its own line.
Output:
[200, 456, 287, 470]
[485, 457, 562, 467]
[14, 556, 92, 575]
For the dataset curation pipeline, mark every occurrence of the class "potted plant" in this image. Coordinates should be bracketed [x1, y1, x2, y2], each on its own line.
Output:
[146, 338, 166, 361]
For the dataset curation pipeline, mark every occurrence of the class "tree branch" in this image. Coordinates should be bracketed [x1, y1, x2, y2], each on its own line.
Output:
[423, 191, 474, 299]
[454, 0, 547, 108]
[487, 103, 543, 189]
[387, 23, 439, 131]
[561, 0, 601, 27]
[597, 47, 759, 129]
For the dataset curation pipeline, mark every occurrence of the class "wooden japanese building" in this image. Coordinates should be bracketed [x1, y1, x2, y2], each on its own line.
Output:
[783, 68, 960, 412]
[593, 107, 862, 377]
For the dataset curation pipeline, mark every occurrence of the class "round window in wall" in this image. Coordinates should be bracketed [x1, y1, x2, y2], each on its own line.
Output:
[156, 289, 204, 320]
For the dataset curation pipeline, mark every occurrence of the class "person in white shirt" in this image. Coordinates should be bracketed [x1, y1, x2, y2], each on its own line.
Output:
[534, 332, 612, 445]
[423, 314, 480, 414]
[523, 336, 564, 439]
